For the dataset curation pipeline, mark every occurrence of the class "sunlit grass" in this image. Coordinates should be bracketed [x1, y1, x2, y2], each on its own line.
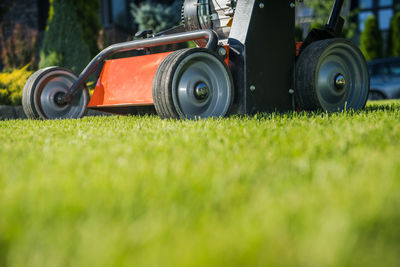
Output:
[0, 100, 400, 267]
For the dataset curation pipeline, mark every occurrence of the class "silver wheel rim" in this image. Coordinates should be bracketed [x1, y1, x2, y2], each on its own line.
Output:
[34, 70, 88, 119]
[171, 52, 232, 119]
[316, 43, 369, 111]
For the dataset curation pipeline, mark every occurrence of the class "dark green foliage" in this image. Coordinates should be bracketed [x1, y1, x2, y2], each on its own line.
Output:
[39, 0, 91, 73]
[310, 21, 324, 30]
[130, 0, 183, 33]
[342, 22, 357, 40]
[70, 0, 100, 57]
[306, 0, 332, 25]
[387, 16, 395, 57]
[360, 15, 383, 60]
[295, 25, 304, 42]
[391, 12, 400, 57]
[309, 21, 356, 40]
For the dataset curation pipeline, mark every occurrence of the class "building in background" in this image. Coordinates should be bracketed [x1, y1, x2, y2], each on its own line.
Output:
[296, 0, 400, 40]
[99, 0, 137, 45]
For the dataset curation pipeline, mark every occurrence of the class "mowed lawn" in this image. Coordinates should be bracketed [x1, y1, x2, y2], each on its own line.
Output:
[1, 101, 400, 267]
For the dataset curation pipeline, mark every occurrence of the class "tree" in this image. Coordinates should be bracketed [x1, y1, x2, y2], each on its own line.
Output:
[306, 0, 333, 26]
[39, 0, 91, 73]
[306, 0, 357, 39]
[387, 16, 395, 57]
[360, 15, 383, 60]
[391, 12, 400, 57]
[130, 0, 183, 33]
[70, 0, 100, 57]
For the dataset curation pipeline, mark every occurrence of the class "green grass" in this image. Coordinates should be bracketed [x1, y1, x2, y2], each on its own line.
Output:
[1, 101, 400, 267]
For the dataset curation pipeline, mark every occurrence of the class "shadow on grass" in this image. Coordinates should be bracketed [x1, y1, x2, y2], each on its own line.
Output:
[2, 100, 399, 121]
[247, 100, 400, 121]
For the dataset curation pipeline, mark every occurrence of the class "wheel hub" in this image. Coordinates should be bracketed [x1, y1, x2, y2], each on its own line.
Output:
[334, 74, 346, 90]
[54, 92, 68, 107]
[194, 82, 210, 101]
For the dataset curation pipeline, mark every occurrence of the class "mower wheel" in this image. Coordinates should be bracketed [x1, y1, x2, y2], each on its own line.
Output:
[295, 38, 369, 111]
[22, 67, 89, 119]
[152, 48, 233, 119]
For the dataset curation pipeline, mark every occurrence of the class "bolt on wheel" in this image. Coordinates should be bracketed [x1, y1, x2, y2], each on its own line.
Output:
[22, 67, 89, 119]
[153, 48, 233, 119]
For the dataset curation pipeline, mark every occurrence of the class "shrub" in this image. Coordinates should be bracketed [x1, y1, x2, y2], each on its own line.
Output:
[360, 15, 383, 60]
[130, 0, 183, 33]
[0, 65, 33, 106]
[39, 0, 91, 73]
[295, 25, 304, 42]
[0, 24, 38, 70]
[391, 12, 400, 57]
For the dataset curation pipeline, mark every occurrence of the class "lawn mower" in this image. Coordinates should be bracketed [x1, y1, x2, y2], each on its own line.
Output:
[22, 0, 369, 119]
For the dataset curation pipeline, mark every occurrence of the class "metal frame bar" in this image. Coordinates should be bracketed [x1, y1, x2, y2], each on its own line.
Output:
[300, 0, 346, 53]
[62, 30, 218, 103]
[326, 0, 345, 30]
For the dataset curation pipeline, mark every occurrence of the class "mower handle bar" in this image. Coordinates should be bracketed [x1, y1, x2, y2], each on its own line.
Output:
[326, 0, 344, 30]
[63, 29, 218, 102]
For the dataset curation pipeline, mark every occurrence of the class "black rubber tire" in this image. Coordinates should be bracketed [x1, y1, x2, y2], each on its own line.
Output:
[295, 38, 369, 111]
[22, 67, 89, 119]
[152, 48, 233, 119]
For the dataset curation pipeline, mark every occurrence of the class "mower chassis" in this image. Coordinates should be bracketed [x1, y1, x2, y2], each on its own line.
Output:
[22, 0, 369, 120]
[61, 30, 218, 104]
[228, 0, 296, 114]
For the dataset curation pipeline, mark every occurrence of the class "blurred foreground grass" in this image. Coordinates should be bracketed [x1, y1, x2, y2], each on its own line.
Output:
[0, 101, 400, 267]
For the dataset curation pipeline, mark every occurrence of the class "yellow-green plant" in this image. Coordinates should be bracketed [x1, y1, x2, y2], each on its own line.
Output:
[0, 65, 33, 106]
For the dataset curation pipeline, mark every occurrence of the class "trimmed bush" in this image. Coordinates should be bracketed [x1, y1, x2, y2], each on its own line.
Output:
[39, 0, 91, 73]
[0, 65, 33, 105]
[360, 15, 383, 60]
[130, 0, 183, 33]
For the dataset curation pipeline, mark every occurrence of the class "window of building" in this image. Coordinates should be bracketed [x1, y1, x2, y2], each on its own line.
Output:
[298, 7, 313, 18]
[378, 8, 394, 29]
[358, 0, 399, 31]
[360, 0, 373, 8]
[101, 0, 136, 33]
[379, 0, 393, 6]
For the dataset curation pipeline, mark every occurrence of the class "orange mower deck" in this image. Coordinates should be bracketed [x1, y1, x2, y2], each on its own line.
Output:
[88, 52, 172, 109]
